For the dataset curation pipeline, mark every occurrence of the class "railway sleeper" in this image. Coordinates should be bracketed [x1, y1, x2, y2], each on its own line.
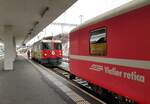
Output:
[69, 74, 76, 80]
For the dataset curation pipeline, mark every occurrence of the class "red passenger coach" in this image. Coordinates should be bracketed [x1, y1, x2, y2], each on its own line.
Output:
[31, 39, 62, 66]
[69, 2, 150, 104]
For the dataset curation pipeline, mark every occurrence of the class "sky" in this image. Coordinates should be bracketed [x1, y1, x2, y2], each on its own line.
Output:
[26, 0, 132, 46]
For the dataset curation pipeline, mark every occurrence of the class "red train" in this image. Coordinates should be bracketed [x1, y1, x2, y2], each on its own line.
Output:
[69, 2, 150, 104]
[31, 39, 62, 66]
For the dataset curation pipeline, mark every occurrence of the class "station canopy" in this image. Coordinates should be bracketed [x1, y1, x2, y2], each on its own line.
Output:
[0, 0, 76, 45]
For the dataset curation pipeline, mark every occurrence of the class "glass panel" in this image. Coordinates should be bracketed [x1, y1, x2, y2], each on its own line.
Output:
[54, 43, 62, 50]
[42, 43, 52, 50]
[90, 28, 107, 56]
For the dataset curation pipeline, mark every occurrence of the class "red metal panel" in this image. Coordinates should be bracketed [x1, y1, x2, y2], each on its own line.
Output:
[70, 5, 150, 104]
[70, 59, 149, 104]
[55, 50, 63, 58]
[70, 31, 80, 55]
[42, 50, 62, 59]
[70, 5, 150, 60]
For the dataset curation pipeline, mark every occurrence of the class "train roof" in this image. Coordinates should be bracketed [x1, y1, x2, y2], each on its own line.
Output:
[41, 39, 61, 43]
[71, 0, 150, 33]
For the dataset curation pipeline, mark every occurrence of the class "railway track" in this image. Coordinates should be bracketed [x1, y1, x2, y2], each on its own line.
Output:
[31, 58, 135, 104]
[46, 65, 136, 104]
[47, 66, 111, 104]
[31, 60, 106, 104]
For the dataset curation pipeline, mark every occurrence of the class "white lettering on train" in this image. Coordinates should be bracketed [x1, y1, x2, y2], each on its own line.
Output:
[123, 72, 145, 83]
[104, 67, 122, 77]
[89, 64, 103, 71]
[89, 64, 145, 83]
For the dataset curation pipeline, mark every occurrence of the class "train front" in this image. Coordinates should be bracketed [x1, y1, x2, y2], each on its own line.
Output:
[41, 40, 62, 66]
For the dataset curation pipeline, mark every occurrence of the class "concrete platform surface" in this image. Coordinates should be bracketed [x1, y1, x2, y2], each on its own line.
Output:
[0, 56, 68, 104]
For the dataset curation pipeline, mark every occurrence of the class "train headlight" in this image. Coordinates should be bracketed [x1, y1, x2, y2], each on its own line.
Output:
[51, 51, 55, 55]
[44, 53, 47, 56]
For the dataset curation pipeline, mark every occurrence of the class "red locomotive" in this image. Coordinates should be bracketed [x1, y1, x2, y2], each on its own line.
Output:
[69, 2, 150, 104]
[31, 39, 62, 66]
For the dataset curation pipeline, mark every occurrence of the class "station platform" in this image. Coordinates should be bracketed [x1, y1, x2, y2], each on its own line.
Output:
[0, 55, 104, 104]
[0, 56, 73, 104]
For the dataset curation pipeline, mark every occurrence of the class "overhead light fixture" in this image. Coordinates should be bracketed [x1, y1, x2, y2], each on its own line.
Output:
[27, 32, 31, 35]
[33, 21, 39, 27]
[22, 43, 26, 46]
[40, 7, 49, 18]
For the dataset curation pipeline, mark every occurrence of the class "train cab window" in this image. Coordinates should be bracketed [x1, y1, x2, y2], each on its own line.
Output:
[54, 43, 62, 50]
[90, 28, 107, 56]
[42, 43, 52, 50]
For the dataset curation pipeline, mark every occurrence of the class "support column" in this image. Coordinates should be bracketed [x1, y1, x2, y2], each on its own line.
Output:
[12, 36, 17, 60]
[3, 25, 15, 70]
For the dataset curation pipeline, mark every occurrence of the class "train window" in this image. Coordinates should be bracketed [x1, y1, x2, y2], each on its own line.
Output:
[38, 44, 41, 50]
[54, 43, 62, 50]
[90, 28, 107, 56]
[40, 44, 42, 50]
[42, 43, 52, 50]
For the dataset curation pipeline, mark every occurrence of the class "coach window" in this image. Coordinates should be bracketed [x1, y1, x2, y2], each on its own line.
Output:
[90, 28, 107, 56]
[42, 43, 52, 50]
[54, 43, 62, 50]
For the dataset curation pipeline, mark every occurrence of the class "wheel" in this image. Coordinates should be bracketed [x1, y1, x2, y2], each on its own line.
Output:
[89, 83, 108, 96]
[69, 74, 75, 80]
